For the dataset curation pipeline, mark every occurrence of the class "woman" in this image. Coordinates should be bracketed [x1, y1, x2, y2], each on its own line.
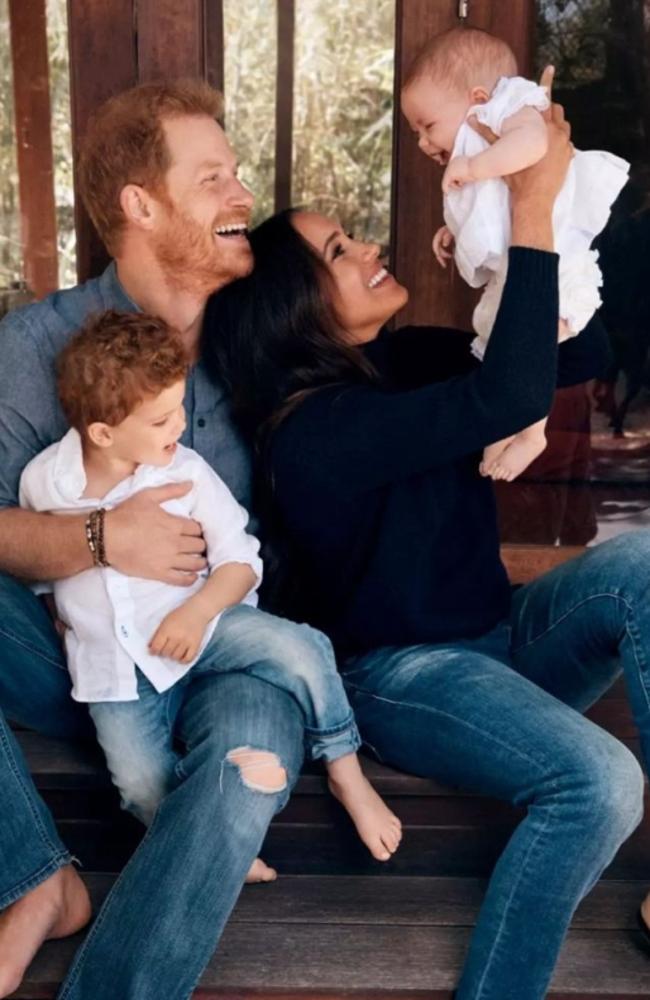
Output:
[202, 102, 647, 1000]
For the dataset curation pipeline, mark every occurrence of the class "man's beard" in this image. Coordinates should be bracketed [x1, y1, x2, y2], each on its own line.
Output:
[152, 205, 252, 297]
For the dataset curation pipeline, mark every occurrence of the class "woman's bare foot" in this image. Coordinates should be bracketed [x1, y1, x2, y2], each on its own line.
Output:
[245, 857, 277, 883]
[0, 865, 91, 998]
[327, 754, 402, 861]
[640, 891, 650, 930]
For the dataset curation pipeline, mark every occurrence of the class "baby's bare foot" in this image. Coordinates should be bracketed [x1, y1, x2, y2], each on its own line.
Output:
[0, 865, 91, 998]
[327, 755, 402, 862]
[484, 434, 546, 482]
[245, 857, 277, 884]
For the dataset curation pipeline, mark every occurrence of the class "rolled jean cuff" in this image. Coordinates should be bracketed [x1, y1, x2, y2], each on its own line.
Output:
[0, 850, 74, 911]
[304, 714, 362, 762]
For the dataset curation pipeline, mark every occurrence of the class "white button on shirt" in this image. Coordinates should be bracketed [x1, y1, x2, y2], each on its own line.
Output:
[19, 429, 263, 703]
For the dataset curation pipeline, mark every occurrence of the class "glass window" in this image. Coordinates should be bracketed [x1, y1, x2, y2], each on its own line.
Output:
[496, 0, 650, 546]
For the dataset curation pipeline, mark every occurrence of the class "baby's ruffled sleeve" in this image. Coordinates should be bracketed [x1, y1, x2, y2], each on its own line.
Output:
[472, 75, 549, 136]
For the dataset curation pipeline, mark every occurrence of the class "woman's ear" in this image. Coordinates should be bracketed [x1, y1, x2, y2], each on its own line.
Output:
[470, 86, 490, 105]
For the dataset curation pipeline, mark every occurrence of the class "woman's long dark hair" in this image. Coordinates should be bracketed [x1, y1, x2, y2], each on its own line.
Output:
[202, 209, 376, 442]
[201, 209, 378, 616]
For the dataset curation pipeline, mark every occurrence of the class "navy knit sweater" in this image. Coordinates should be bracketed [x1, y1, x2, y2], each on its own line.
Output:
[268, 248, 611, 656]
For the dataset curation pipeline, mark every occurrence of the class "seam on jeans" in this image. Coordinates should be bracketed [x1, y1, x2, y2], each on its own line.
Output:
[343, 682, 544, 772]
[58, 806, 166, 998]
[473, 802, 557, 999]
[0, 622, 66, 670]
[623, 616, 650, 713]
[0, 852, 72, 910]
[510, 592, 628, 655]
[0, 721, 66, 857]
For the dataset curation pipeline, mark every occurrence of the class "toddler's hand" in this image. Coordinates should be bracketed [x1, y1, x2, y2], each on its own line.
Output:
[432, 226, 454, 268]
[442, 155, 474, 193]
[149, 604, 208, 664]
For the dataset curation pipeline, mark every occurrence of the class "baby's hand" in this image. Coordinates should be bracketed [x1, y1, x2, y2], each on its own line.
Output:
[432, 226, 454, 268]
[149, 604, 208, 664]
[442, 155, 474, 193]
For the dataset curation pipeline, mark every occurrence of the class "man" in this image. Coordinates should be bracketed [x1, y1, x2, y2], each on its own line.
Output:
[0, 80, 305, 1000]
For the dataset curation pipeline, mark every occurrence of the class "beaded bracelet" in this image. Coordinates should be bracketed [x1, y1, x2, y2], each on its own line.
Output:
[85, 507, 110, 567]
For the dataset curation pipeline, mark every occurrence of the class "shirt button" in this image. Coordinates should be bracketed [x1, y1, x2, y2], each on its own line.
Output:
[197, 418, 206, 428]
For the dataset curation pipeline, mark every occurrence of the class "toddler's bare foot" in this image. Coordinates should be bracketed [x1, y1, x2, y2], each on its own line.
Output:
[482, 433, 546, 482]
[327, 754, 402, 861]
[245, 857, 277, 883]
[0, 865, 91, 998]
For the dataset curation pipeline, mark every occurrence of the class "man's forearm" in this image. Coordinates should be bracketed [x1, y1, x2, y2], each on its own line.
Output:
[0, 508, 92, 581]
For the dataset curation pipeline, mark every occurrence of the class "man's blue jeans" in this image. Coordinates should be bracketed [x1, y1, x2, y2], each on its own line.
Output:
[89, 604, 361, 825]
[342, 531, 648, 1000]
[0, 573, 305, 1000]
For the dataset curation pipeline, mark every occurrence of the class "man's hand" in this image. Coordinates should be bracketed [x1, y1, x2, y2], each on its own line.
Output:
[104, 482, 207, 586]
[149, 603, 208, 664]
[442, 156, 474, 193]
[432, 225, 455, 268]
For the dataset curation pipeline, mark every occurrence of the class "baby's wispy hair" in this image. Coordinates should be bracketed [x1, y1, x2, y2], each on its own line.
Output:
[403, 27, 517, 95]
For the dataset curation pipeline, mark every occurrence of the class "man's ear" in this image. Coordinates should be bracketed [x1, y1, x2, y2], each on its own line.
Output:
[119, 184, 157, 232]
[470, 86, 490, 105]
[87, 421, 114, 449]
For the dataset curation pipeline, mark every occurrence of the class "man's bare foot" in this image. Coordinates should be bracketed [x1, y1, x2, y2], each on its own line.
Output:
[327, 754, 402, 861]
[0, 865, 91, 998]
[640, 891, 650, 929]
[245, 857, 277, 884]
[481, 431, 546, 482]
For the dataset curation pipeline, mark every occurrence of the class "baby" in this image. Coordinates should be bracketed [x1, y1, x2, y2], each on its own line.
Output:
[19, 310, 402, 871]
[401, 27, 629, 481]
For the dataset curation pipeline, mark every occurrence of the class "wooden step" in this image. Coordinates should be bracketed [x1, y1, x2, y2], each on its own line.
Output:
[17, 730, 650, 880]
[11, 875, 650, 998]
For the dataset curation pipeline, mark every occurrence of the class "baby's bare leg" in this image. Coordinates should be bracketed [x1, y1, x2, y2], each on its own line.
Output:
[327, 753, 402, 861]
[481, 419, 547, 482]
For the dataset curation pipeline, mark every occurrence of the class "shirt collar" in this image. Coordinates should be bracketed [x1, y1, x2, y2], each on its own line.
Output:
[97, 261, 141, 313]
[53, 428, 88, 501]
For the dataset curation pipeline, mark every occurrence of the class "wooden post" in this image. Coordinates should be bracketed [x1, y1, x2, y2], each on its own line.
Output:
[391, 0, 535, 328]
[204, 0, 225, 102]
[275, 0, 295, 212]
[67, 0, 138, 282]
[8, 0, 58, 298]
[137, 0, 204, 82]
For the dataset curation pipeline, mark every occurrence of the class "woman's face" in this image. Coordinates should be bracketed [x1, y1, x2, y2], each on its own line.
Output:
[291, 212, 409, 344]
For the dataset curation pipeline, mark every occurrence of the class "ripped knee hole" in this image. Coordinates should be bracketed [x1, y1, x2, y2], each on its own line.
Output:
[226, 746, 287, 793]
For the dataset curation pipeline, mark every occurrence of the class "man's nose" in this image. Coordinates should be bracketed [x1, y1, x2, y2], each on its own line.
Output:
[229, 178, 254, 209]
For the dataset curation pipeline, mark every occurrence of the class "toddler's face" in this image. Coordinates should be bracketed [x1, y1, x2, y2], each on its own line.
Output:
[110, 379, 187, 468]
[401, 78, 470, 165]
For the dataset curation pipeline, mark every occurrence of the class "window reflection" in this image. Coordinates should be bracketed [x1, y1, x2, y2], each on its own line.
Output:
[496, 0, 650, 545]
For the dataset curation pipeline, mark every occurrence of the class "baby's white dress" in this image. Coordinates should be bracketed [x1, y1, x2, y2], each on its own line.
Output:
[443, 76, 629, 357]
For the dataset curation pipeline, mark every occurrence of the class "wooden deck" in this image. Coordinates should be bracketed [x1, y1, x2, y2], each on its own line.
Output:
[10, 678, 650, 998]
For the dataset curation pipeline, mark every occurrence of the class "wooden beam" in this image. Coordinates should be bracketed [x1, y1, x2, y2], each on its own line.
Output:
[275, 0, 295, 212]
[67, 0, 137, 282]
[8, 0, 58, 298]
[136, 0, 204, 82]
[204, 0, 225, 104]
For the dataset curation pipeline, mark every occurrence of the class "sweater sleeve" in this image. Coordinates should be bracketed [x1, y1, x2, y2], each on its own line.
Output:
[272, 247, 559, 493]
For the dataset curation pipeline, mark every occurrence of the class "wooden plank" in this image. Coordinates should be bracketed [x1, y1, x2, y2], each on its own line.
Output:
[8, 0, 58, 298]
[14, 917, 650, 997]
[501, 543, 585, 584]
[136, 0, 204, 82]
[274, 0, 295, 212]
[67, 0, 137, 281]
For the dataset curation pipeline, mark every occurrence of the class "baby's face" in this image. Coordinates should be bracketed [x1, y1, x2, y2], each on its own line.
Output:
[401, 78, 470, 165]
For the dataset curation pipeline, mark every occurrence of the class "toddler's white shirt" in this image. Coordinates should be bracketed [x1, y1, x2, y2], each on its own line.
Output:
[19, 429, 263, 702]
[443, 76, 629, 341]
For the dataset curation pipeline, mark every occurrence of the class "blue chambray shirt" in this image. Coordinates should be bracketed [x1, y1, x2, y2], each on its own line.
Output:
[0, 262, 253, 516]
